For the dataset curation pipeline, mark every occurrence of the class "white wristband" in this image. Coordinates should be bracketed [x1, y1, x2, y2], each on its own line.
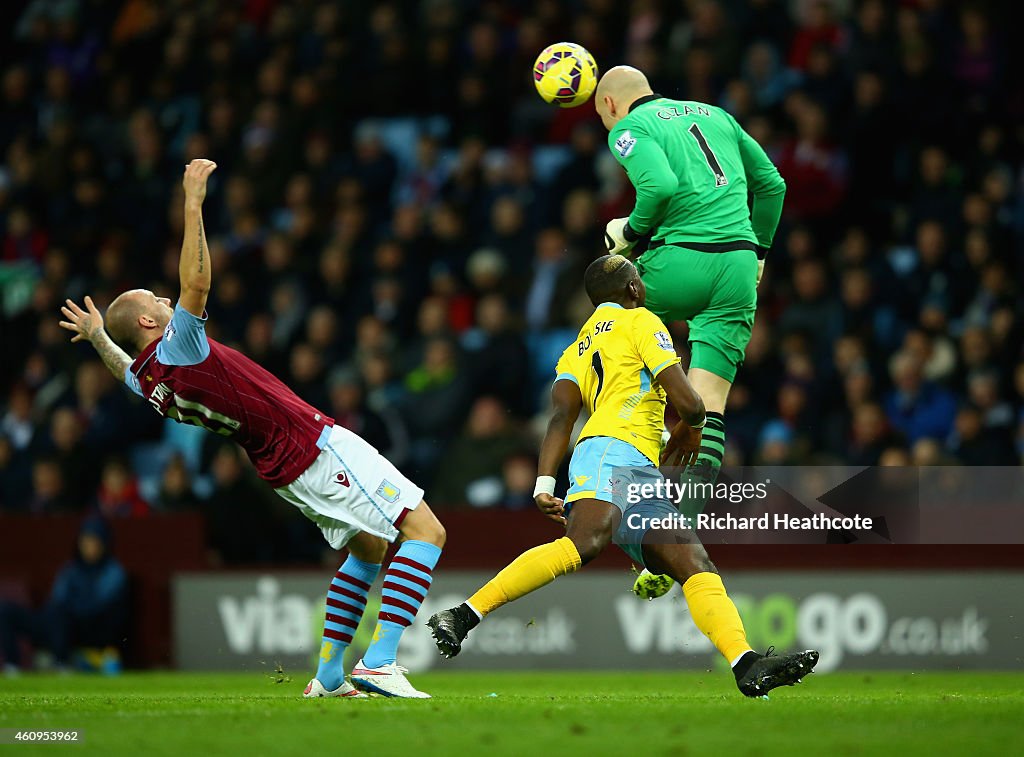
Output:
[533, 476, 556, 498]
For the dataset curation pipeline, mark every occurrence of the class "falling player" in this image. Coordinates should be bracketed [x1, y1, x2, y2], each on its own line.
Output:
[429, 256, 818, 697]
[596, 66, 787, 598]
[59, 160, 443, 699]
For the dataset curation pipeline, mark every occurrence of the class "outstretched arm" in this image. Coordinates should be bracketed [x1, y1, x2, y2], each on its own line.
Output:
[59, 296, 132, 380]
[535, 379, 584, 525]
[178, 159, 217, 317]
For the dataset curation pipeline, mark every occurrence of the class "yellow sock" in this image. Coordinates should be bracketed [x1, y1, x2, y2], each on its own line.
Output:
[467, 537, 582, 617]
[682, 572, 753, 664]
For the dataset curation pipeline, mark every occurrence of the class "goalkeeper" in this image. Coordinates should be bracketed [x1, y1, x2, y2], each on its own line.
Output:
[596, 66, 785, 595]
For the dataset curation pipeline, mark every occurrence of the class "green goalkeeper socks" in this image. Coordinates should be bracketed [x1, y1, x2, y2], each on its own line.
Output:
[676, 411, 725, 523]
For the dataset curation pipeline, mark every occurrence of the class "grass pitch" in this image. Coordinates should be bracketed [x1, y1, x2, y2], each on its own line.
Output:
[2, 671, 1022, 756]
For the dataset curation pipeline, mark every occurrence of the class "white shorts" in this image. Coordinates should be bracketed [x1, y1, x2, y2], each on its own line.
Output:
[274, 425, 424, 549]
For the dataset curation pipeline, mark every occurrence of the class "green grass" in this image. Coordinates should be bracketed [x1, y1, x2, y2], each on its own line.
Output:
[2, 671, 1022, 756]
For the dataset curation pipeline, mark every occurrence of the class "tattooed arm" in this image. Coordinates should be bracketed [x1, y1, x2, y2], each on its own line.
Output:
[178, 159, 218, 317]
[59, 296, 133, 380]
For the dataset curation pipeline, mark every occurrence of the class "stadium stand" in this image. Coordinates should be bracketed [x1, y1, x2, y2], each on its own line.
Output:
[1, 0, 1021, 565]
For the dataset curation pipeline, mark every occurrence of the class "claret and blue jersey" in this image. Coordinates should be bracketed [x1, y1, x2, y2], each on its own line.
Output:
[123, 302, 333, 488]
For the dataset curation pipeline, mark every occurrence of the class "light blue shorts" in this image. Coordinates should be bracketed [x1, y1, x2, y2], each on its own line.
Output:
[565, 436, 654, 506]
[565, 436, 681, 569]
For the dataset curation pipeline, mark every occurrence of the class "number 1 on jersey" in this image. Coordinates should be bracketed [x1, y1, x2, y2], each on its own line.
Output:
[591, 351, 605, 404]
[688, 123, 728, 187]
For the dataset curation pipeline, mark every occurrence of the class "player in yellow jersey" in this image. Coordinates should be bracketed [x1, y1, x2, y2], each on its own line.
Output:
[429, 255, 818, 697]
[554, 275, 698, 504]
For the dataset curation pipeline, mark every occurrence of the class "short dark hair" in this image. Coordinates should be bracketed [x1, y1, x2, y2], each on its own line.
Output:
[584, 255, 635, 306]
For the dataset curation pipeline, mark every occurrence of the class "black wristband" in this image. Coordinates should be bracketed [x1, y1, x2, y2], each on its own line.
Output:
[623, 222, 641, 243]
[755, 245, 768, 260]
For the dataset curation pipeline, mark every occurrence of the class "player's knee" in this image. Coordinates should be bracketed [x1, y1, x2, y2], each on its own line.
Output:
[569, 532, 608, 565]
[348, 534, 388, 564]
[697, 555, 717, 575]
[430, 521, 447, 548]
[684, 546, 717, 578]
[401, 502, 446, 547]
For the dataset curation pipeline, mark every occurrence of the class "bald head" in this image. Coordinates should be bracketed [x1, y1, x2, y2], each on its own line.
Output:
[106, 289, 173, 355]
[595, 66, 654, 130]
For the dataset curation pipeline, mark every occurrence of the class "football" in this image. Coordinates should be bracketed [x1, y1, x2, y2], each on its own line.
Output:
[532, 42, 598, 108]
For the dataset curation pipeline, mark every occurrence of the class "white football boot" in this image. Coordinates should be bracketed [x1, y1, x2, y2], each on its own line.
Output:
[303, 678, 368, 698]
[632, 569, 675, 600]
[350, 659, 431, 698]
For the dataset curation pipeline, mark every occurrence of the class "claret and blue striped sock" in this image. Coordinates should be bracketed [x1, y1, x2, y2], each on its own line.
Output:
[315, 555, 380, 690]
[362, 540, 442, 668]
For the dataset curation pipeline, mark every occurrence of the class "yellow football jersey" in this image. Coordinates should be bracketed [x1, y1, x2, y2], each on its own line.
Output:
[554, 303, 681, 464]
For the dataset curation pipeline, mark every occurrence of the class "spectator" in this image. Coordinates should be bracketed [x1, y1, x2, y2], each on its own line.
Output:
[777, 97, 847, 223]
[205, 445, 278, 565]
[401, 338, 471, 478]
[28, 457, 74, 513]
[911, 438, 948, 467]
[74, 360, 134, 451]
[0, 435, 31, 507]
[789, 0, 842, 71]
[288, 342, 329, 413]
[433, 397, 530, 507]
[36, 405, 94, 489]
[901, 328, 956, 385]
[948, 405, 1013, 466]
[755, 420, 796, 465]
[465, 248, 509, 299]
[0, 516, 128, 674]
[304, 305, 345, 370]
[328, 369, 401, 464]
[499, 452, 538, 510]
[96, 457, 149, 518]
[778, 259, 842, 367]
[396, 135, 447, 209]
[847, 402, 898, 466]
[844, 0, 896, 76]
[743, 41, 799, 109]
[2, 206, 48, 265]
[549, 124, 602, 212]
[0, 1, 1019, 549]
[524, 228, 579, 330]
[909, 146, 962, 229]
[486, 195, 532, 264]
[884, 351, 957, 444]
[1, 386, 35, 452]
[846, 70, 893, 222]
[878, 446, 911, 467]
[153, 454, 201, 511]
[461, 294, 530, 414]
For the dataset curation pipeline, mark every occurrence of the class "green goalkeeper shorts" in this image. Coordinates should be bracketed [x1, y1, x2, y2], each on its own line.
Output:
[635, 244, 758, 383]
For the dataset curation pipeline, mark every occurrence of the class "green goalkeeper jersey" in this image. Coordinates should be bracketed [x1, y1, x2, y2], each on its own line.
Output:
[608, 96, 785, 249]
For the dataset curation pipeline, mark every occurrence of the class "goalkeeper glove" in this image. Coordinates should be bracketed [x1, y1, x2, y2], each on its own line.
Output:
[755, 245, 767, 287]
[604, 217, 641, 255]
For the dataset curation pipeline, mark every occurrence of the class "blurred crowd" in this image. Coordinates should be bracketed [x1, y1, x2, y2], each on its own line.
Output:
[1, 0, 1022, 562]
